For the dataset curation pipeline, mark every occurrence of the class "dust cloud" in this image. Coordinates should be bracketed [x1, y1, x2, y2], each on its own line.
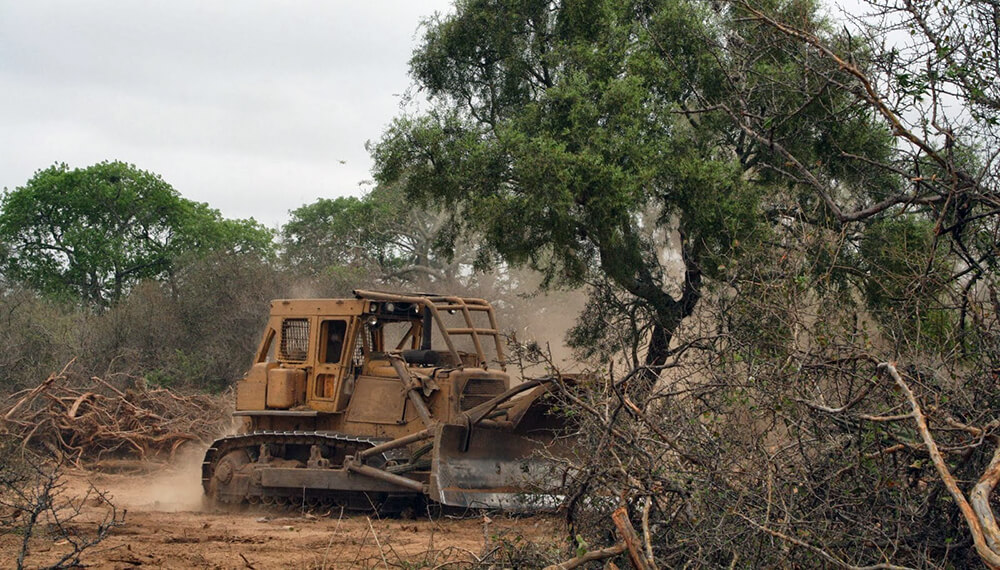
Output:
[90, 445, 210, 512]
[510, 292, 587, 367]
[499, 273, 589, 376]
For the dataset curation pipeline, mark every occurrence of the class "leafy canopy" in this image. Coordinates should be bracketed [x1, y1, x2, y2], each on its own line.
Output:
[282, 188, 406, 277]
[372, 0, 901, 365]
[0, 161, 274, 307]
[282, 184, 463, 288]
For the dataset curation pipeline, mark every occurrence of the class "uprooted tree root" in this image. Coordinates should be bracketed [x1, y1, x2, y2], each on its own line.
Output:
[0, 361, 233, 465]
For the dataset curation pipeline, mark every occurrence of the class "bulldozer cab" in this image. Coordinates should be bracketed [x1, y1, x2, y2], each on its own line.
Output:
[236, 291, 507, 415]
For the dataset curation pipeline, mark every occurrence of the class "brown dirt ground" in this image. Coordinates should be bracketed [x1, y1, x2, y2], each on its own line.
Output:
[0, 451, 565, 569]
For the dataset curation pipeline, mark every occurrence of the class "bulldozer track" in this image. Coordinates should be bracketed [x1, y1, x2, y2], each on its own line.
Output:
[202, 431, 414, 509]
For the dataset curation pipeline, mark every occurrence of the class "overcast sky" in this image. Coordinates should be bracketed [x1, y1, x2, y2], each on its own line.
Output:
[0, 1, 454, 229]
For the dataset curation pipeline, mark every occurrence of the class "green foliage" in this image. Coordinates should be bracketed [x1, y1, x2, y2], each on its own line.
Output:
[0, 161, 274, 308]
[282, 188, 405, 277]
[859, 217, 940, 307]
[372, 0, 900, 365]
[367, 1, 1000, 568]
[858, 216, 953, 345]
[377, 0, 689, 289]
[282, 183, 464, 289]
[887, 0, 1000, 124]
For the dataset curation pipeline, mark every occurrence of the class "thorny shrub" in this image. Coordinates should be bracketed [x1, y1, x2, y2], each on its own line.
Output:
[0, 436, 124, 569]
[541, 263, 1000, 568]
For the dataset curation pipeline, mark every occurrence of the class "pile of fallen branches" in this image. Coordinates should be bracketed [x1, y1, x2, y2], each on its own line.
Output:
[0, 362, 232, 465]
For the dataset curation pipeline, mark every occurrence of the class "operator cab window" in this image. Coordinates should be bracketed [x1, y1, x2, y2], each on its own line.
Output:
[280, 318, 309, 361]
[323, 320, 348, 363]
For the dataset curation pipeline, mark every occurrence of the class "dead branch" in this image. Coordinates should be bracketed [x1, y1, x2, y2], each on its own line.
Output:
[878, 362, 1000, 569]
[0, 363, 231, 464]
[740, 514, 915, 570]
[613, 505, 654, 570]
[543, 543, 627, 570]
[66, 392, 97, 419]
[3, 360, 73, 422]
[972, 442, 1000, 553]
[641, 495, 654, 566]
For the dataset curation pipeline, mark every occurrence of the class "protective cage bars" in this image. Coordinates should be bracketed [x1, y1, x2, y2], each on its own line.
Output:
[353, 290, 505, 370]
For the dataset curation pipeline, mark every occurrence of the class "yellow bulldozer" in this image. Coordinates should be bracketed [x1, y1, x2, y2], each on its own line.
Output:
[202, 290, 570, 511]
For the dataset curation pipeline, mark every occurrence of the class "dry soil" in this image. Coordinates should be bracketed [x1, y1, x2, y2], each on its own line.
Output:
[0, 450, 563, 569]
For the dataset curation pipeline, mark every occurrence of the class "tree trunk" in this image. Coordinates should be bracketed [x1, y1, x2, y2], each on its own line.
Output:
[630, 239, 702, 406]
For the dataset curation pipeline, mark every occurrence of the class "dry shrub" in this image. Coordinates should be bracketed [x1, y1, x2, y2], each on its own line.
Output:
[0, 435, 124, 569]
[0, 288, 81, 391]
[545, 272, 1000, 568]
[79, 252, 297, 392]
[0, 251, 351, 394]
[1, 363, 232, 465]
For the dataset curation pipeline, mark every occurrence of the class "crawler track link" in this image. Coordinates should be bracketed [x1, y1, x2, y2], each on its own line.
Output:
[202, 430, 415, 511]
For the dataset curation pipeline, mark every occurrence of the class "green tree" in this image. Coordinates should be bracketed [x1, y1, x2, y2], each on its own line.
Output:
[372, 0, 898, 379]
[0, 161, 273, 307]
[370, 0, 1000, 567]
[282, 184, 463, 288]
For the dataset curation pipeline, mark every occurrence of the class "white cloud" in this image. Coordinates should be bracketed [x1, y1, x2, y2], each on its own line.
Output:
[0, 0, 452, 227]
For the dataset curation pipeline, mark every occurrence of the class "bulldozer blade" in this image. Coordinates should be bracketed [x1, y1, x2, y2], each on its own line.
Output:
[429, 422, 568, 511]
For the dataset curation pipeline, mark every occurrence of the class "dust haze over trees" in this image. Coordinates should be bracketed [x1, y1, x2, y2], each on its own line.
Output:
[372, 0, 1000, 566]
[282, 183, 465, 289]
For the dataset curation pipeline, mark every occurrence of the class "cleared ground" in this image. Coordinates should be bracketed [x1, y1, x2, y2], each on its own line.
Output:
[0, 453, 564, 569]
